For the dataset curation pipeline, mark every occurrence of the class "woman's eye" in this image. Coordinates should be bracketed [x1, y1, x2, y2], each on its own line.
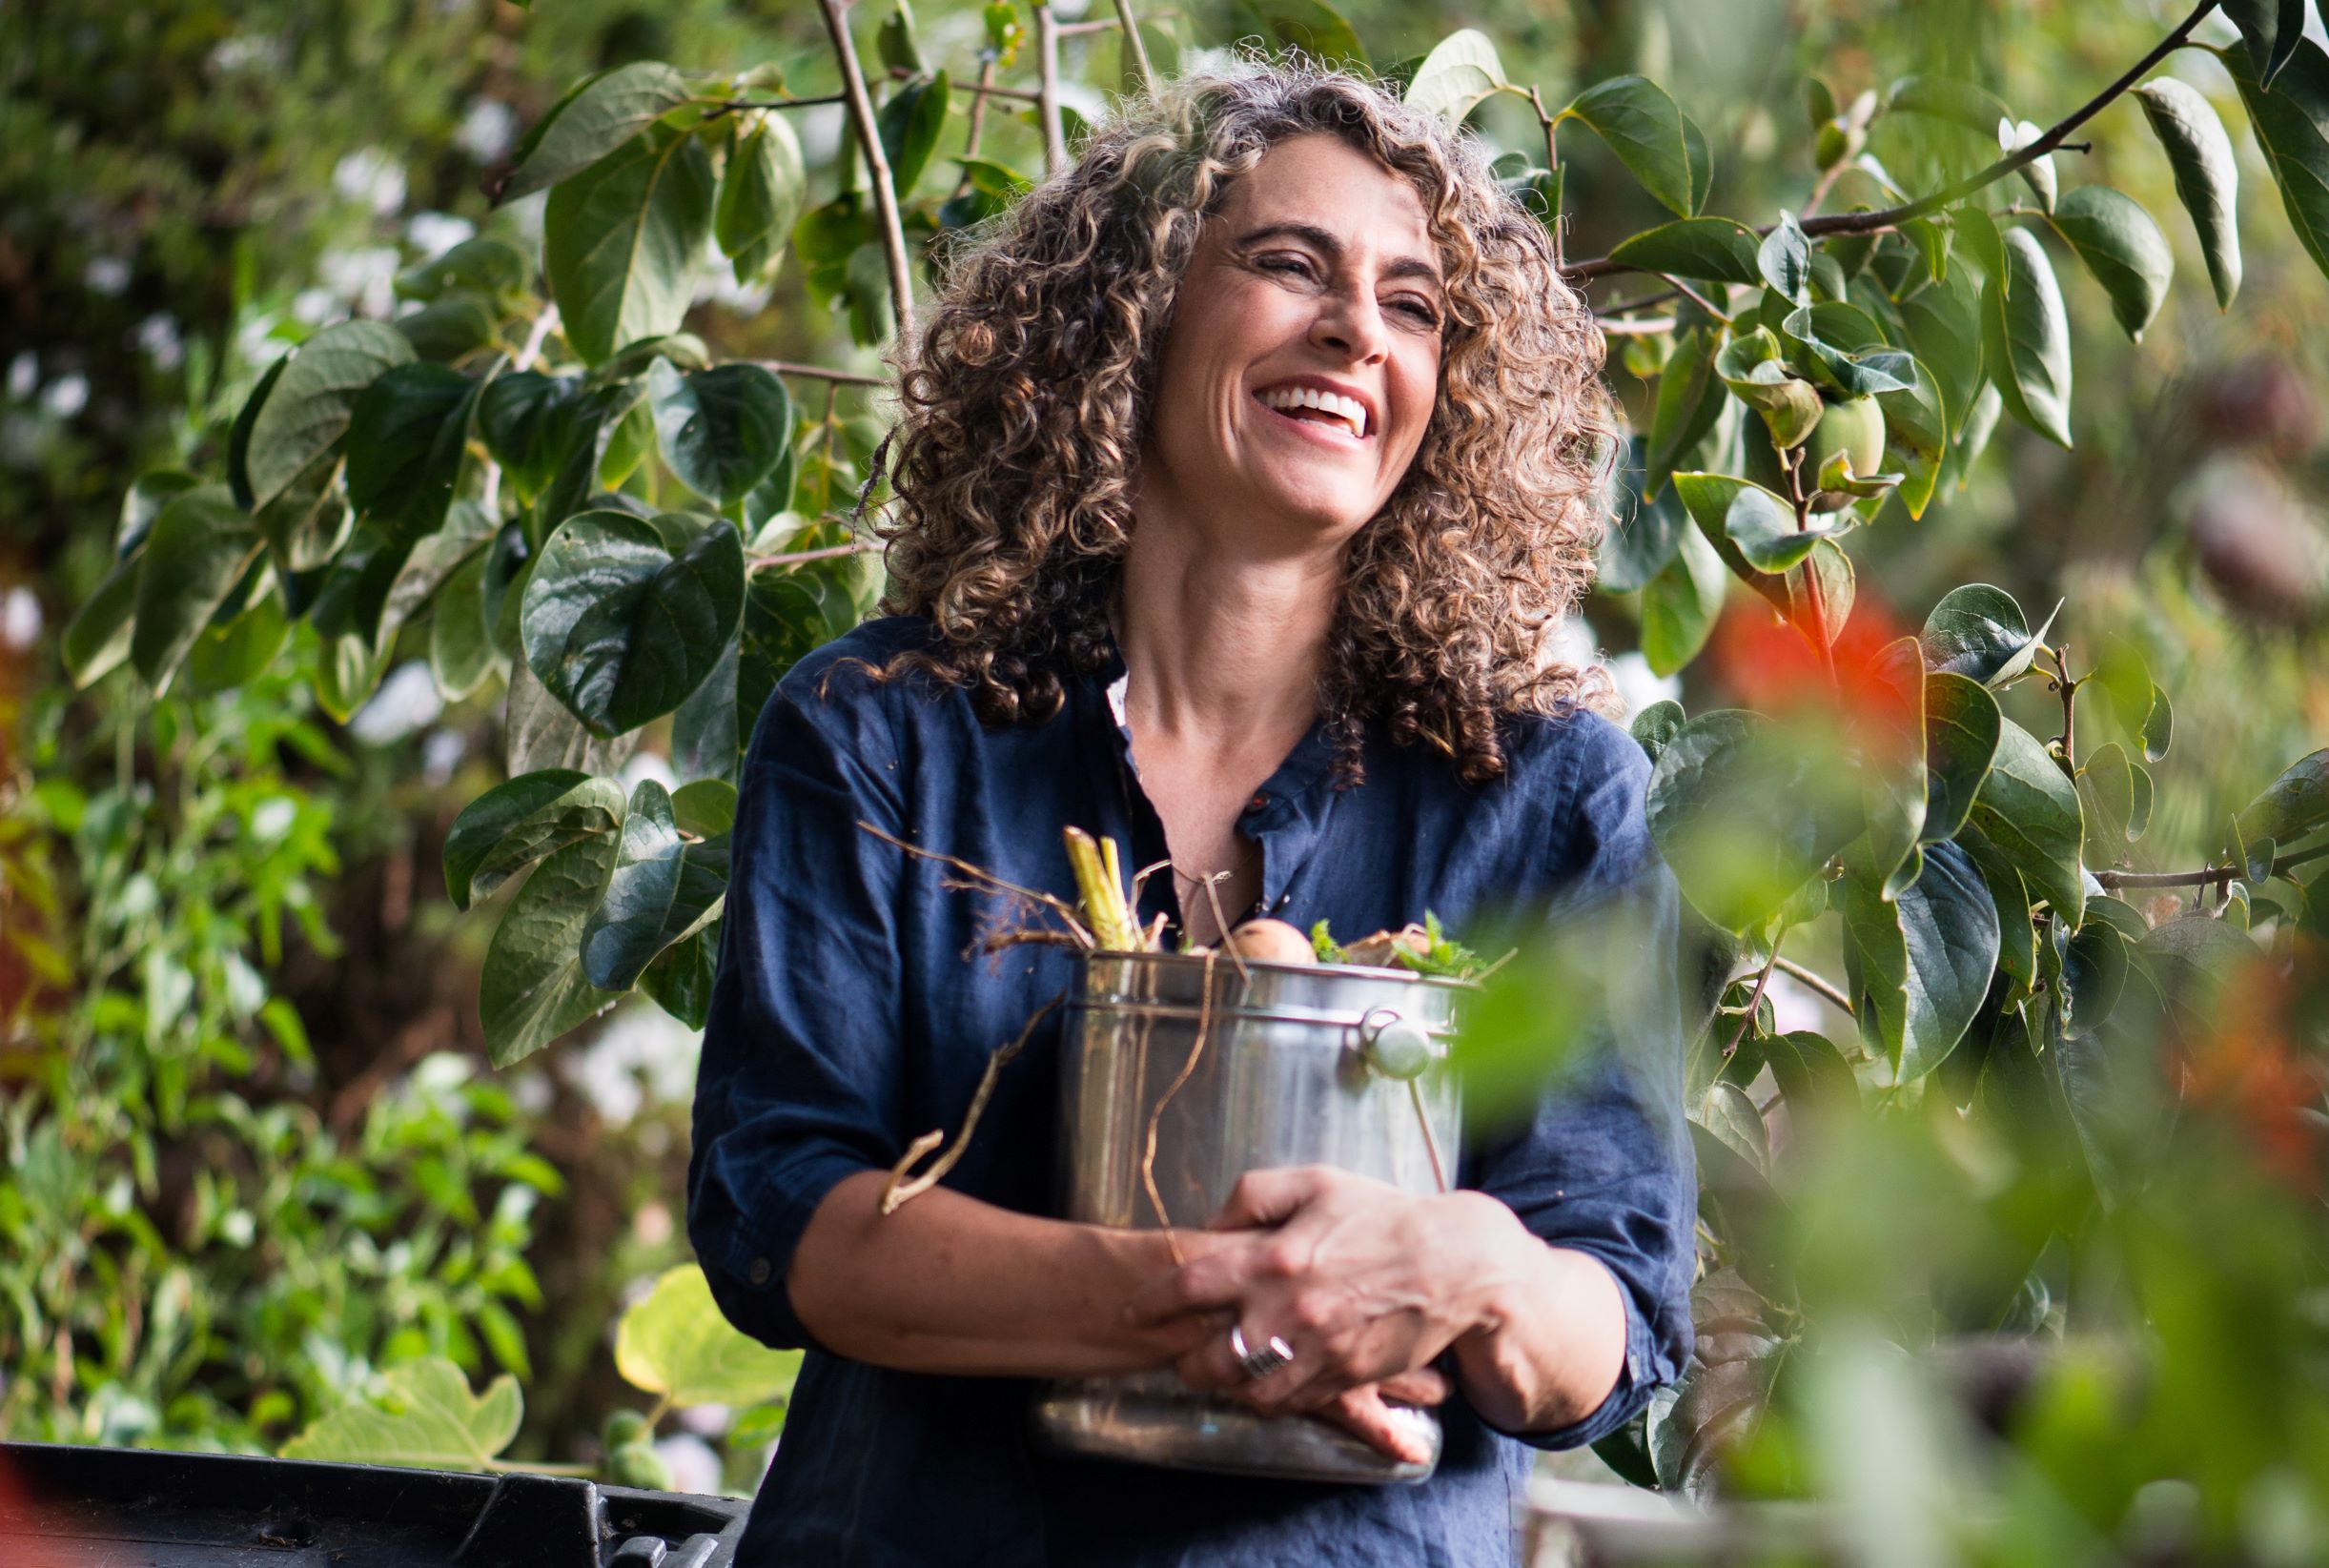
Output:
[1257, 255, 1315, 279]
[1392, 298, 1440, 326]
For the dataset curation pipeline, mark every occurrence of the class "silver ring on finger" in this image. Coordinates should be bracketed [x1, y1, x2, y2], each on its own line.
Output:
[1229, 1323, 1294, 1382]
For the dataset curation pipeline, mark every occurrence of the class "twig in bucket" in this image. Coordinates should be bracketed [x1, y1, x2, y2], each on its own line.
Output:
[857, 820, 1095, 947]
[879, 990, 1068, 1214]
[1408, 1081, 1449, 1194]
[1195, 870, 1251, 986]
[1139, 947, 1217, 1266]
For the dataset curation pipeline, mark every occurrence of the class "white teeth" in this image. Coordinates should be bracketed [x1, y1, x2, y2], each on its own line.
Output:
[1258, 385, 1367, 437]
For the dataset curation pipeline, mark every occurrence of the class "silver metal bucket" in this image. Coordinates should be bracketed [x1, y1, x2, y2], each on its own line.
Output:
[1031, 949, 1467, 1484]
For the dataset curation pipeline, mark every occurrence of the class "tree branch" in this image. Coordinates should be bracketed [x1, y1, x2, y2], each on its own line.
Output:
[752, 357, 887, 387]
[2097, 842, 2329, 891]
[748, 540, 886, 571]
[1773, 955, 1854, 1019]
[819, 0, 916, 341]
[1559, 0, 2221, 283]
[1033, 2, 1067, 175]
[1113, 0, 1154, 94]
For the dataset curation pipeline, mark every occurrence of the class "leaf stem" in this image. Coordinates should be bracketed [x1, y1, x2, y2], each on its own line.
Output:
[753, 357, 887, 387]
[1723, 943, 1783, 1064]
[747, 540, 885, 570]
[2047, 642, 2079, 779]
[1773, 955, 1854, 1018]
[818, 0, 917, 341]
[1033, 3, 1067, 174]
[1112, 0, 1155, 93]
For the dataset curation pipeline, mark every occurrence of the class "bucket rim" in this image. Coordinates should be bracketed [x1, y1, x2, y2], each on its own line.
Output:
[1072, 946, 1480, 992]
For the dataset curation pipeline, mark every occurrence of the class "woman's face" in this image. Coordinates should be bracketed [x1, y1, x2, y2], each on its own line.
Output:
[1141, 132, 1445, 548]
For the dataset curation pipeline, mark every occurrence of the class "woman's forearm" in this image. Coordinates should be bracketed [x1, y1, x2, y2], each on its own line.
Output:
[1445, 1198, 1628, 1434]
[787, 1170, 1215, 1377]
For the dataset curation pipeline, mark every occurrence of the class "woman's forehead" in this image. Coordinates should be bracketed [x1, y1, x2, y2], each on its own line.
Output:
[1214, 132, 1436, 260]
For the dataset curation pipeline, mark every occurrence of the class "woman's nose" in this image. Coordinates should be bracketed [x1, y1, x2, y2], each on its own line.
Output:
[1307, 286, 1390, 365]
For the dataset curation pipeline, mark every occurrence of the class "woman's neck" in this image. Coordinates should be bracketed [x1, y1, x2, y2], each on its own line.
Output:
[1114, 502, 1339, 751]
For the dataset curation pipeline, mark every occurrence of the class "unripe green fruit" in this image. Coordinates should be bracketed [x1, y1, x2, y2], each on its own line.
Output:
[609, 1439, 674, 1492]
[1744, 393, 1887, 514]
[603, 1409, 651, 1449]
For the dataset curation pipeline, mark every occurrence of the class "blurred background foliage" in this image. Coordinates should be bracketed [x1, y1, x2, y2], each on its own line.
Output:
[2, 0, 2325, 1551]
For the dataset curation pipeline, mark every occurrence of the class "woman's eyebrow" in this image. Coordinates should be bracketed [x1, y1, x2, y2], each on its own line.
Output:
[1233, 222, 1443, 289]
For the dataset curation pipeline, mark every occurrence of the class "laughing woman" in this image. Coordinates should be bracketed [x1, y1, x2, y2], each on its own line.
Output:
[688, 58, 1695, 1567]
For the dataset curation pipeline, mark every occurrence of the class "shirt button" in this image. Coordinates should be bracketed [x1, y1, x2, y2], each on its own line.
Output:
[1246, 792, 1269, 812]
[746, 1257, 773, 1287]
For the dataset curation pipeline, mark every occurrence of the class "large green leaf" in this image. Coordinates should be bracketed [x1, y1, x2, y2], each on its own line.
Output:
[543, 124, 716, 365]
[2223, 0, 2307, 91]
[2045, 186, 2173, 342]
[2223, 40, 2329, 287]
[1919, 583, 2054, 687]
[521, 510, 746, 738]
[1979, 226, 2073, 446]
[716, 113, 807, 286]
[280, 1358, 521, 1471]
[345, 362, 481, 534]
[1958, 832, 2037, 995]
[615, 1265, 803, 1410]
[1603, 438, 1690, 591]
[1229, 0, 1368, 68]
[1402, 29, 1507, 121]
[479, 372, 582, 503]
[1645, 711, 1859, 933]
[129, 485, 266, 695]
[480, 832, 623, 1067]
[430, 548, 504, 701]
[1725, 484, 1842, 573]
[1608, 218, 1762, 285]
[505, 657, 637, 778]
[1565, 75, 1695, 217]
[1642, 332, 1726, 503]
[1892, 264, 1983, 443]
[2234, 748, 2329, 847]
[1639, 521, 1727, 678]
[500, 62, 694, 204]
[580, 779, 685, 991]
[445, 770, 626, 911]
[243, 321, 415, 508]
[1964, 718, 2085, 927]
[1922, 673, 2001, 843]
[876, 71, 951, 197]
[64, 556, 143, 688]
[1839, 840, 1999, 1082]
[2133, 77, 2241, 309]
[648, 360, 791, 507]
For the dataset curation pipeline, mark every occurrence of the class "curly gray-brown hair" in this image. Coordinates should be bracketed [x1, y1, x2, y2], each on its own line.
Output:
[873, 53, 1620, 784]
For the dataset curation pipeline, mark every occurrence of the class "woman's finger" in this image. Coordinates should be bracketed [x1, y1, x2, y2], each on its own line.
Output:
[1375, 1365, 1451, 1407]
[1121, 1248, 1247, 1326]
[1316, 1385, 1434, 1466]
[1206, 1165, 1330, 1231]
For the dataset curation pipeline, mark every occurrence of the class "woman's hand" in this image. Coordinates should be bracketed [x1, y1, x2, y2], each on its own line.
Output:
[1125, 1169, 1533, 1419]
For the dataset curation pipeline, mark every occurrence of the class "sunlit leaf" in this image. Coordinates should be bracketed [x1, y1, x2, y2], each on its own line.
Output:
[500, 62, 695, 204]
[280, 1358, 521, 1471]
[2133, 77, 2241, 308]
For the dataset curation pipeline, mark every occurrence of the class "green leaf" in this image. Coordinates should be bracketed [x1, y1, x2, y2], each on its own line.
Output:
[1610, 218, 1763, 286]
[521, 510, 746, 738]
[2045, 186, 2173, 342]
[2225, 38, 2329, 288]
[1892, 264, 1983, 445]
[1853, 637, 1930, 900]
[280, 1358, 521, 1471]
[1643, 334, 1726, 504]
[2141, 684, 2173, 763]
[580, 779, 685, 991]
[64, 556, 143, 688]
[1876, 356, 1946, 519]
[1640, 521, 1728, 677]
[128, 486, 266, 696]
[1919, 583, 2053, 686]
[1954, 205, 2009, 291]
[228, 361, 288, 510]
[877, 1, 926, 74]
[1565, 75, 1695, 217]
[543, 124, 716, 366]
[876, 71, 950, 197]
[1724, 483, 1840, 572]
[1959, 833, 2037, 995]
[716, 113, 807, 286]
[1978, 227, 2072, 445]
[737, 560, 862, 727]
[2133, 77, 2241, 309]
[1922, 673, 2002, 843]
[2222, 0, 2307, 91]
[1887, 75, 2012, 137]
[1403, 29, 1507, 121]
[616, 1265, 804, 1409]
[394, 295, 500, 362]
[640, 919, 721, 1028]
[430, 549, 504, 701]
[477, 372, 580, 503]
[1763, 1029, 1858, 1114]
[1645, 711, 1859, 933]
[1684, 113, 1713, 215]
[1229, 0, 1368, 69]
[1630, 700, 1686, 765]
[397, 236, 532, 302]
[672, 630, 742, 784]
[535, 382, 647, 538]
[648, 360, 791, 506]
[480, 832, 623, 1067]
[1839, 840, 1999, 1082]
[345, 362, 481, 534]
[444, 770, 625, 911]
[672, 778, 740, 838]
[244, 321, 415, 509]
[1711, 333, 1827, 451]
[1964, 718, 2085, 927]
[2079, 741, 2137, 860]
[500, 62, 695, 204]
[1758, 211, 1812, 304]
[2235, 747, 2329, 847]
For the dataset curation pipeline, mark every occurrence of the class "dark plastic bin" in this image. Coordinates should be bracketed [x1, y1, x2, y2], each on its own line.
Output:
[0, 1440, 747, 1567]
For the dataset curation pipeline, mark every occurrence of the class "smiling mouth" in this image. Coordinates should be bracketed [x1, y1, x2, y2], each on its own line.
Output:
[1255, 386, 1370, 439]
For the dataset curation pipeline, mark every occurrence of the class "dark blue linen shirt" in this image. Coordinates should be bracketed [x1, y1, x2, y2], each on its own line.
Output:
[688, 615, 1695, 1567]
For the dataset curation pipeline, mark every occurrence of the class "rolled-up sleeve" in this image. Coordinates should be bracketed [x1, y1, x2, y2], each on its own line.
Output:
[687, 660, 909, 1352]
[1464, 718, 1696, 1450]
